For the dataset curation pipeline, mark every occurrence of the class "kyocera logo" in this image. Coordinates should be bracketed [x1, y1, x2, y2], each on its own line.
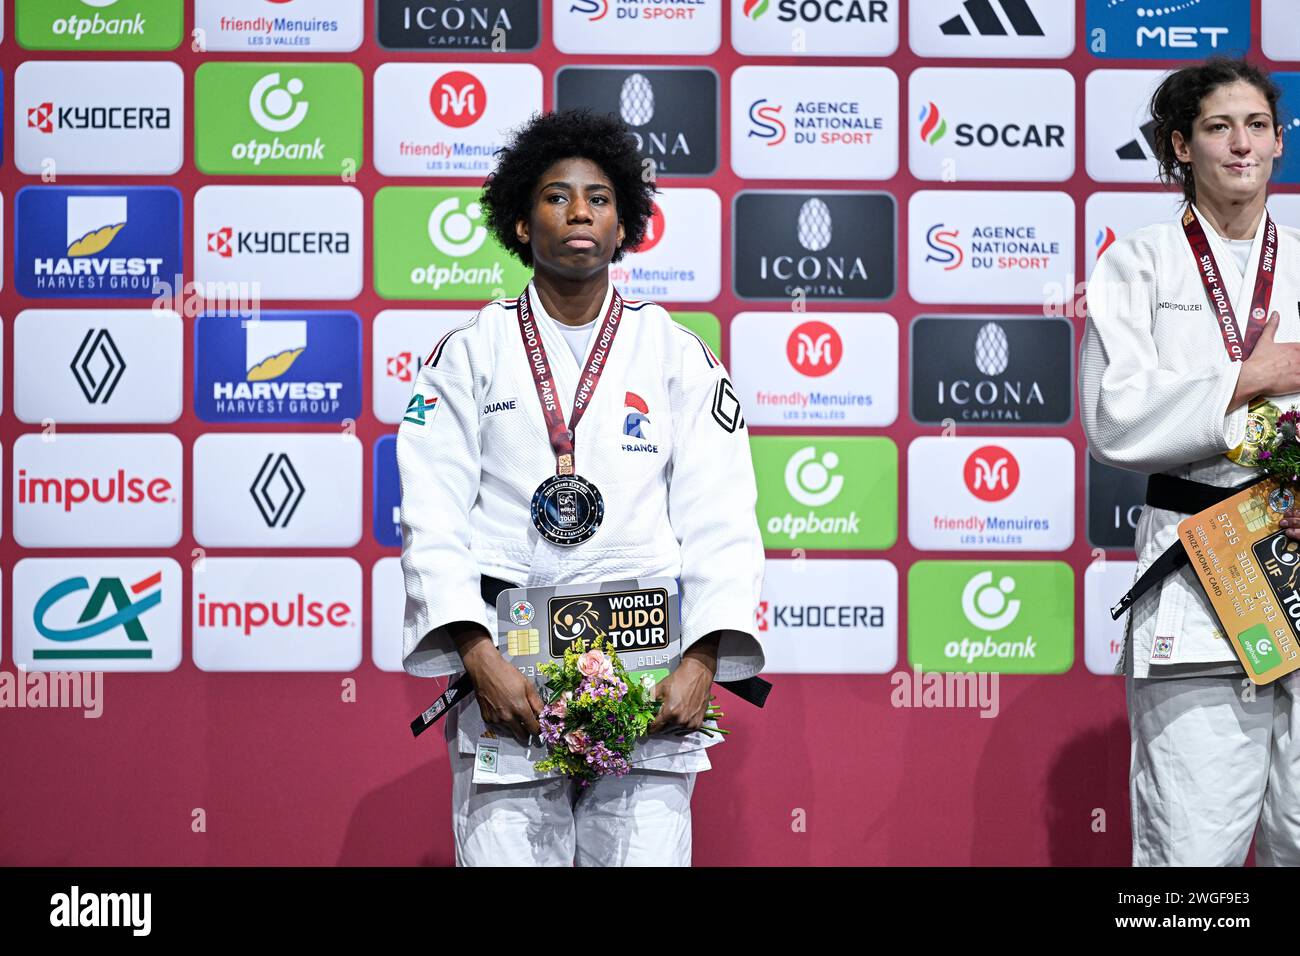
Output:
[962, 444, 1019, 502]
[17, 469, 175, 512]
[196, 593, 354, 636]
[429, 71, 486, 128]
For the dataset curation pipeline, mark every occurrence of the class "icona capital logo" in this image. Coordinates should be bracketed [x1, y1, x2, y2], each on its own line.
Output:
[33, 570, 163, 660]
[907, 560, 1073, 674]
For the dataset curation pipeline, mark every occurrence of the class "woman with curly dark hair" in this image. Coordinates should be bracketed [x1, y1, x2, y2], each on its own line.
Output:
[395, 108, 766, 866]
[1081, 58, 1300, 866]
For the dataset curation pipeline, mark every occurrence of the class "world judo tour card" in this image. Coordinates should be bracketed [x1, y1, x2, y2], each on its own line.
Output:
[1179, 478, 1300, 684]
[473, 577, 721, 782]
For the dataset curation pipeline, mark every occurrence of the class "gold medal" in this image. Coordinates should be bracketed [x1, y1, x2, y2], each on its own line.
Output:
[1227, 399, 1280, 466]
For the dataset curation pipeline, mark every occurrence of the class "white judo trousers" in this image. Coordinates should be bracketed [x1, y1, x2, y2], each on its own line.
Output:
[449, 745, 696, 867]
[1127, 671, 1300, 866]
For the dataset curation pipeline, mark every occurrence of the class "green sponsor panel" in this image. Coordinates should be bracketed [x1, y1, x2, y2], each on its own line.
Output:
[752, 436, 897, 550]
[670, 312, 721, 359]
[194, 63, 363, 177]
[374, 187, 531, 301]
[907, 560, 1074, 675]
[17, 0, 182, 50]
[1238, 622, 1284, 674]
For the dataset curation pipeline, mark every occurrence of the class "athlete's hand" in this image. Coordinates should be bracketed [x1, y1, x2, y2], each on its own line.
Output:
[1236, 312, 1300, 408]
[455, 626, 543, 744]
[1280, 507, 1300, 541]
[648, 635, 720, 735]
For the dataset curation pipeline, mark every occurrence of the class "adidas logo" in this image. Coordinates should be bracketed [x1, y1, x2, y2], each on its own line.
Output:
[1116, 119, 1160, 161]
[940, 0, 1044, 36]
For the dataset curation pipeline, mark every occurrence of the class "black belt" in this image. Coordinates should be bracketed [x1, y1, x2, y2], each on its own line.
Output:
[411, 576, 772, 738]
[1109, 473, 1266, 621]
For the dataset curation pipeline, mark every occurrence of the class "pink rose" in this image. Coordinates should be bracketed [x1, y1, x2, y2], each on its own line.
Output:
[564, 730, 590, 753]
[551, 695, 568, 718]
[577, 650, 608, 678]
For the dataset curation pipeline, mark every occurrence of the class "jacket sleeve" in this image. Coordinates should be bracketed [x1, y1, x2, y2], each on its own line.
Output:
[396, 323, 489, 678]
[666, 327, 766, 682]
[1079, 237, 1247, 474]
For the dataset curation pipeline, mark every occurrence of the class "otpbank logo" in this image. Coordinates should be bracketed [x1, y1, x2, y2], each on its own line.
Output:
[374, 187, 531, 300]
[907, 560, 1073, 674]
[16, 0, 184, 51]
[194, 62, 363, 176]
[15, 186, 182, 298]
[751, 436, 897, 550]
[195, 312, 361, 423]
[13, 558, 182, 672]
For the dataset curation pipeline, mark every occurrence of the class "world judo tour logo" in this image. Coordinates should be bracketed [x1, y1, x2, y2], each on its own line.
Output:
[32, 571, 163, 662]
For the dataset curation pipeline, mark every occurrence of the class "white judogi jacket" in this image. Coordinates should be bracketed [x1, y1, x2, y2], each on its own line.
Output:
[1080, 202, 1300, 678]
[397, 276, 766, 780]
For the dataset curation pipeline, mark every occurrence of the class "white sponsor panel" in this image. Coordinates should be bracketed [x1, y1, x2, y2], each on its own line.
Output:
[731, 66, 898, 180]
[1085, 560, 1135, 677]
[194, 185, 363, 300]
[907, 436, 1075, 551]
[1085, 69, 1167, 184]
[193, 433, 362, 548]
[610, 188, 721, 301]
[908, 0, 1074, 58]
[15, 60, 183, 175]
[731, 0, 898, 56]
[15, 309, 182, 424]
[374, 63, 543, 177]
[730, 312, 897, 426]
[909, 68, 1074, 182]
[1263, 0, 1300, 60]
[908, 189, 1074, 305]
[193, 558, 362, 672]
[556, 0, 721, 53]
[373, 310, 474, 425]
[194, 0, 363, 52]
[1269, 194, 1300, 233]
[756, 558, 897, 674]
[13, 558, 182, 673]
[14, 433, 182, 548]
[371, 557, 406, 672]
[1083, 192, 1186, 275]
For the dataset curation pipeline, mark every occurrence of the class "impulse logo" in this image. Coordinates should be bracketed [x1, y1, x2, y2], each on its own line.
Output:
[196, 592, 353, 636]
[918, 101, 947, 144]
[430, 71, 486, 128]
[787, 320, 842, 376]
[748, 99, 786, 145]
[963, 445, 1020, 502]
[925, 223, 964, 270]
[17, 468, 175, 513]
[33, 571, 163, 662]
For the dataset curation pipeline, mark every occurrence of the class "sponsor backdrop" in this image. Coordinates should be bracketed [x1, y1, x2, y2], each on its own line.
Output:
[0, 0, 1284, 866]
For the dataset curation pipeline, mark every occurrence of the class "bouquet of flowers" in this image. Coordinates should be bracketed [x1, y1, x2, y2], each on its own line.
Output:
[1257, 406, 1300, 482]
[534, 636, 725, 785]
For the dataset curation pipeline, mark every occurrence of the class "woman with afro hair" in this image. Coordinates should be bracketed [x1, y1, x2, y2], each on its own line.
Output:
[396, 108, 767, 866]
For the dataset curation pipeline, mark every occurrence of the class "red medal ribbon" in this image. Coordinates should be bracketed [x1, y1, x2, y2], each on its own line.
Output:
[516, 283, 625, 476]
[1182, 205, 1277, 362]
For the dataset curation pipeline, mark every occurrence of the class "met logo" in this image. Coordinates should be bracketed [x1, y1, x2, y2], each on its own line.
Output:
[33, 571, 163, 662]
[1086, 0, 1246, 59]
